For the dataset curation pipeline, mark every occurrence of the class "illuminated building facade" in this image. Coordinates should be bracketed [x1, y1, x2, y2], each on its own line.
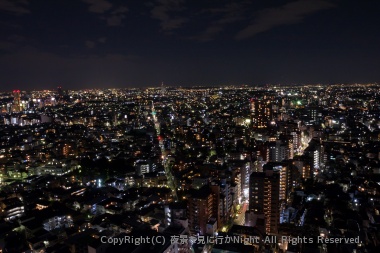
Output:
[250, 98, 273, 129]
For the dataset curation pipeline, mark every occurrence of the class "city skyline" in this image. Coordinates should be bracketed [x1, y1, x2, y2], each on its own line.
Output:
[1, 0, 380, 90]
[1, 83, 379, 252]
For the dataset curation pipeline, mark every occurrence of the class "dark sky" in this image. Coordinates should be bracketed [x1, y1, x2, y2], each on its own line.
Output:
[0, 0, 379, 90]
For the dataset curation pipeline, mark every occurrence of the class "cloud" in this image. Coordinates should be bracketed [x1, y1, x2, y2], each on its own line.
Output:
[82, 1, 128, 26]
[85, 40, 96, 49]
[0, 47, 143, 89]
[235, 0, 335, 40]
[0, 41, 16, 51]
[8, 34, 25, 43]
[82, 0, 112, 13]
[112, 6, 128, 14]
[150, 0, 188, 31]
[0, 35, 26, 52]
[189, 26, 224, 42]
[189, 2, 249, 41]
[107, 15, 125, 26]
[0, 0, 30, 14]
[159, 17, 187, 31]
[107, 6, 128, 26]
[98, 37, 107, 43]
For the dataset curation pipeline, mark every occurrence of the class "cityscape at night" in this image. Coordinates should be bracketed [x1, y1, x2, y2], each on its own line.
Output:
[1, 1, 380, 253]
[1, 84, 380, 253]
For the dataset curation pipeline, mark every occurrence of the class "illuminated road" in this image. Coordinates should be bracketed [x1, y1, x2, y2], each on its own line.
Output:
[234, 202, 248, 226]
[151, 101, 178, 201]
[296, 133, 311, 156]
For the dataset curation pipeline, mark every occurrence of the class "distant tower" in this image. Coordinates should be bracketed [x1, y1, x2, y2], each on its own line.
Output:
[13, 90, 21, 105]
[161, 82, 166, 96]
[113, 111, 118, 126]
[57, 86, 63, 97]
[12, 90, 21, 112]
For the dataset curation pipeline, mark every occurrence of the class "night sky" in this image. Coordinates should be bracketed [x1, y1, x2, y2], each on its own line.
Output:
[0, 0, 379, 91]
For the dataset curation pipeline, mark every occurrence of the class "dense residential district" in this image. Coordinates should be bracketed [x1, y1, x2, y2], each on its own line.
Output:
[1, 84, 380, 253]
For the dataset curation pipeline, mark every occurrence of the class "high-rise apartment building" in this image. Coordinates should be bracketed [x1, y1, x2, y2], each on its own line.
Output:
[267, 138, 293, 163]
[164, 202, 188, 229]
[250, 98, 273, 129]
[249, 170, 280, 234]
[210, 180, 236, 228]
[187, 186, 215, 235]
